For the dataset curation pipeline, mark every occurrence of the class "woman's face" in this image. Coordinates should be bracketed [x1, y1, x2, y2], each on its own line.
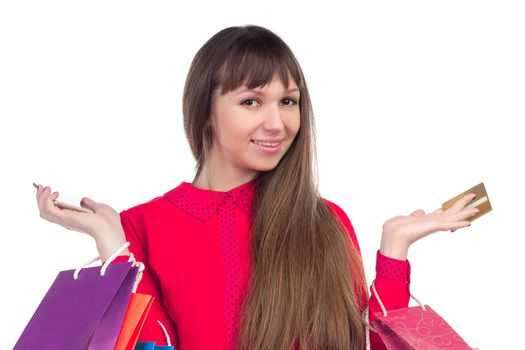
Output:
[208, 72, 301, 179]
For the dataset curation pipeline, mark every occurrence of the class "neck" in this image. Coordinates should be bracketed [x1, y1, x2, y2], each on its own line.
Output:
[192, 155, 258, 192]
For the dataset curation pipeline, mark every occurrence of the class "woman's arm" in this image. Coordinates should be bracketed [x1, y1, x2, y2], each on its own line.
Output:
[35, 185, 178, 345]
[367, 193, 478, 348]
[107, 210, 179, 347]
[367, 251, 410, 350]
[324, 199, 408, 350]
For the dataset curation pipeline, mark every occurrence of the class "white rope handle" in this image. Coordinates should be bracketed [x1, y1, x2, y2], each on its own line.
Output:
[364, 306, 371, 350]
[73, 242, 131, 279]
[371, 280, 389, 317]
[371, 279, 426, 317]
[132, 261, 145, 293]
[157, 320, 172, 346]
[362, 279, 427, 339]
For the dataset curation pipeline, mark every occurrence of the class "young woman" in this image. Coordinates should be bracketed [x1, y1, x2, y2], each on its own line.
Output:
[35, 25, 479, 350]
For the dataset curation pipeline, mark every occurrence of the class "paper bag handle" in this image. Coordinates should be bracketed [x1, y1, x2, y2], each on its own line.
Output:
[362, 279, 426, 335]
[73, 241, 138, 279]
[363, 280, 480, 350]
[371, 279, 426, 317]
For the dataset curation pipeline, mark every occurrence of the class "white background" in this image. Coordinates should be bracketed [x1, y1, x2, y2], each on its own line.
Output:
[1, 1, 523, 348]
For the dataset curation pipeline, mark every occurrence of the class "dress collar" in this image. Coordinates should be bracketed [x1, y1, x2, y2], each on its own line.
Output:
[163, 178, 257, 222]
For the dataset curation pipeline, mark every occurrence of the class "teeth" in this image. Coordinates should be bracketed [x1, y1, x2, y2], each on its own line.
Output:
[253, 140, 279, 147]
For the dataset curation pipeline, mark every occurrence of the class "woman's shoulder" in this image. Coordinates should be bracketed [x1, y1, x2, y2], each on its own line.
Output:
[120, 195, 165, 217]
[120, 182, 186, 221]
[322, 197, 351, 222]
[321, 197, 360, 250]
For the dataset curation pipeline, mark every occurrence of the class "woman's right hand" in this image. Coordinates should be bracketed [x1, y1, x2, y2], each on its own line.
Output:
[379, 193, 479, 260]
[35, 184, 128, 261]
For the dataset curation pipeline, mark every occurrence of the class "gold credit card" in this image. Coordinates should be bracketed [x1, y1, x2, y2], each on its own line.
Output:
[442, 182, 492, 223]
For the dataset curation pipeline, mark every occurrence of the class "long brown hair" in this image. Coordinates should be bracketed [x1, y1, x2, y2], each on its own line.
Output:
[182, 25, 368, 350]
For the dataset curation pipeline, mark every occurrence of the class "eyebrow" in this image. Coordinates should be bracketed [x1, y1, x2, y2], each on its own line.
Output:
[235, 87, 300, 95]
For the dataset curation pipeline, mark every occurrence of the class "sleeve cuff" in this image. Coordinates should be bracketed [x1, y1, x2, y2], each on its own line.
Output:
[376, 250, 411, 283]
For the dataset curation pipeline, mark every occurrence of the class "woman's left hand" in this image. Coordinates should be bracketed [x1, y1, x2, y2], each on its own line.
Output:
[380, 193, 480, 260]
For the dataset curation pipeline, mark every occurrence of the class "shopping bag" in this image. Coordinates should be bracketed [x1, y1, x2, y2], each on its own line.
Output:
[114, 292, 154, 350]
[133, 316, 175, 350]
[135, 342, 157, 350]
[366, 280, 475, 350]
[135, 342, 174, 350]
[14, 242, 139, 350]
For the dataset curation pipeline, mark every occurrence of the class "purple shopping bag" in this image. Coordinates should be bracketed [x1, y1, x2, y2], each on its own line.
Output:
[14, 249, 139, 350]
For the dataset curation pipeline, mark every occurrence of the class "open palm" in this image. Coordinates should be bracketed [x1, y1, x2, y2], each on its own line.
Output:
[381, 193, 480, 257]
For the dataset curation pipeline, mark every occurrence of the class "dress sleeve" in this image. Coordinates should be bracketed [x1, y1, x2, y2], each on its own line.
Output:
[107, 209, 179, 348]
[323, 199, 411, 350]
[367, 250, 411, 349]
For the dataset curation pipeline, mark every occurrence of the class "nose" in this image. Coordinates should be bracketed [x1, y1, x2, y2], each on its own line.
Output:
[262, 104, 285, 132]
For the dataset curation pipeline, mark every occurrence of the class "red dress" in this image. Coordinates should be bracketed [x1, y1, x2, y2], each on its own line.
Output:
[111, 178, 410, 349]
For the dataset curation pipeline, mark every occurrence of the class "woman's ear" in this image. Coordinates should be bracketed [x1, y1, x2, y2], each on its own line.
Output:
[205, 120, 213, 133]
[207, 112, 216, 132]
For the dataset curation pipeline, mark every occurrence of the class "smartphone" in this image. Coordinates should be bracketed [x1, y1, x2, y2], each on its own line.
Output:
[33, 182, 95, 213]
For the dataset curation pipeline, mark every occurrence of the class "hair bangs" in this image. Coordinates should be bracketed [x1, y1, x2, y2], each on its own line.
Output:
[216, 33, 303, 96]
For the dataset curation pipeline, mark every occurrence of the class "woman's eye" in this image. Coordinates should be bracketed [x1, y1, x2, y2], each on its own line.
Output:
[241, 98, 298, 107]
[281, 98, 297, 106]
[241, 99, 260, 107]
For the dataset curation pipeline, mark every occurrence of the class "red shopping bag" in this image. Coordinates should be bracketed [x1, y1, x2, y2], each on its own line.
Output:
[114, 255, 156, 350]
[365, 280, 476, 350]
[114, 292, 154, 350]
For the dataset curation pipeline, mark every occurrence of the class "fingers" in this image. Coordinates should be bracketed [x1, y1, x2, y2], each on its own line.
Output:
[36, 185, 51, 214]
[35, 185, 103, 237]
[36, 185, 69, 222]
[409, 209, 426, 217]
[37, 185, 57, 219]
[435, 193, 480, 229]
[442, 198, 479, 231]
[433, 208, 444, 214]
[449, 206, 480, 222]
[449, 193, 476, 212]
[80, 197, 95, 210]
[450, 220, 471, 232]
[426, 203, 476, 233]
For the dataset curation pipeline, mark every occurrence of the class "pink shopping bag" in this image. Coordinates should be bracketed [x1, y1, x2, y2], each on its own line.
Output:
[365, 280, 477, 350]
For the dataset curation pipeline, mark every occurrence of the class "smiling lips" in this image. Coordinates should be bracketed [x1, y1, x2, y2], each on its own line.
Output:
[251, 139, 282, 153]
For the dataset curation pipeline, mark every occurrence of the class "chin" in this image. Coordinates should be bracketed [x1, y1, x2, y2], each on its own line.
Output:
[248, 159, 282, 172]
[254, 165, 278, 172]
